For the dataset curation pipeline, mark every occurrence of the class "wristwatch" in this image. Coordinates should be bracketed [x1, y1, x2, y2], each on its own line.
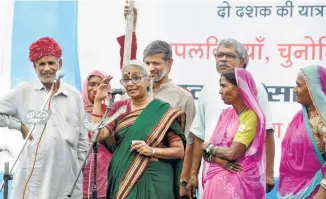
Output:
[180, 179, 188, 187]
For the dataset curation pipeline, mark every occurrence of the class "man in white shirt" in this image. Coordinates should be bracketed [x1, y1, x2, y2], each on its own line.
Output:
[188, 38, 275, 198]
[0, 37, 88, 199]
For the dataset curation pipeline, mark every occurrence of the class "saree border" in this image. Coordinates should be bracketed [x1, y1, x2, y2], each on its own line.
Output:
[303, 106, 324, 164]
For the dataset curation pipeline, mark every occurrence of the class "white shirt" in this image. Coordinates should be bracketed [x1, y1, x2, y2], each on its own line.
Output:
[190, 73, 273, 198]
[0, 79, 88, 199]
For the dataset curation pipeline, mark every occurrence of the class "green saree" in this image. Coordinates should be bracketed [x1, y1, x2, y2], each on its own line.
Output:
[106, 99, 186, 199]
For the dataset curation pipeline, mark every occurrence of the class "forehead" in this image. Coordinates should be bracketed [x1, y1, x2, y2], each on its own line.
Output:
[123, 65, 143, 75]
[217, 45, 237, 55]
[296, 74, 306, 83]
[219, 76, 228, 83]
[144, 52, 165, 62]
[88, 75, 102, 82]
[36, 55, 58, 63]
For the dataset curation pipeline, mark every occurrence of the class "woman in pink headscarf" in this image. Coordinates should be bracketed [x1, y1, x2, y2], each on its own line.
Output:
[278, 65, 326, 199]
[81, 70, 113, 199]
[201, 68, 266, 199]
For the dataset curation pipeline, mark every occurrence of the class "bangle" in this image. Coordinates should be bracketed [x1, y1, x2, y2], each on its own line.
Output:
[207, 154, 213, 163]
[212, 146, 220, 156]
[91, 113, 103, 118]
[206, 143, 214, 155]
[151, 147, 155, 157]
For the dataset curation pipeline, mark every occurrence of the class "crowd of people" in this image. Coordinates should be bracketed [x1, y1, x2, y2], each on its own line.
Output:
[0, 3, 326, 199]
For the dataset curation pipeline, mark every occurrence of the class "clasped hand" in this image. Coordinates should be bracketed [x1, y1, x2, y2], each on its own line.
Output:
[130, 140, 153, 157]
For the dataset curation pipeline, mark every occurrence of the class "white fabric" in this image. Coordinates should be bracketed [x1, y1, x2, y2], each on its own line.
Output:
[0, 79, 88, 199]
[190, 73, 273, 198]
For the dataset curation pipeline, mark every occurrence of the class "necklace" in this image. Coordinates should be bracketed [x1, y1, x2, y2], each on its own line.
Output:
[238, 106, 248, 116]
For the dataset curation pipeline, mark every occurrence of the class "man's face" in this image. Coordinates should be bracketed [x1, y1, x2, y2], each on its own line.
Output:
[35, 55, 61, 84]
[215, 46, 245, 73]
[144, 52, 172, 82]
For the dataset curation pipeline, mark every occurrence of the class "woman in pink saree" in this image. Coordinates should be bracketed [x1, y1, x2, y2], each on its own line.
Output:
[81, 70, 113, 199]
[278, 65, 326, 199]
[202, 68, 266, 199]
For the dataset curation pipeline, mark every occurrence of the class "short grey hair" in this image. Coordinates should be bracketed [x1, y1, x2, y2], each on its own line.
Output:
[143, 40, 172, 61]
[121, 59, 153, 92]
[217, 38, 249, 68]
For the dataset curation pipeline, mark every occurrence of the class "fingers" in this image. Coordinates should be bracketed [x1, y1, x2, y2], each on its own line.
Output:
[98, 84, 108, 90]
[102, 76, 113, 84]
[130, 140, 145, 150]
[226, 162, 242, 173]
[230, 163, 242, 172]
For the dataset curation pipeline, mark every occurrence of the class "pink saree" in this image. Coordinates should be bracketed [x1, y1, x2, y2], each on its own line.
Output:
[81, 70, 112, 199]
[278, 65, 326, 199]
[202, 68, 266, 199]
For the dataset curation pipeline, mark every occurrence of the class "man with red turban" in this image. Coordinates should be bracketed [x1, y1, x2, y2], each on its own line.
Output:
[0, 37, 88, 199]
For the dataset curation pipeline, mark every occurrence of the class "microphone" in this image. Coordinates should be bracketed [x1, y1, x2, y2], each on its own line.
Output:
[110, 88, 126, 96]
[53, 70, 64, 84]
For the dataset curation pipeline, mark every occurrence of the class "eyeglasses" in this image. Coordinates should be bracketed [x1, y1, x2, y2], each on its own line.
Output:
[215, 53, 239, 61]
[120, 76, 147, 85]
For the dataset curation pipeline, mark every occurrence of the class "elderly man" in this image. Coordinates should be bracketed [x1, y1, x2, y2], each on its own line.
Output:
[188, 38, 275, 198]
[0, 37, 88, 199]
[142, 40, 196, 198]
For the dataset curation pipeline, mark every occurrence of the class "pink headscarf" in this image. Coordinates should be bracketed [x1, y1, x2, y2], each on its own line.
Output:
[202, 68, 266, 199]
[81, 70, 111, 111]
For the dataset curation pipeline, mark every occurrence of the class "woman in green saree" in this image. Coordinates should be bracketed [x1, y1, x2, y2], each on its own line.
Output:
[92, 60, 186, 199]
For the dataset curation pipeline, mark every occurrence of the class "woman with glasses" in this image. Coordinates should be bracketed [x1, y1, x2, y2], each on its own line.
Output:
[201, 68, 266, 199]
[92, 60, 186, 199]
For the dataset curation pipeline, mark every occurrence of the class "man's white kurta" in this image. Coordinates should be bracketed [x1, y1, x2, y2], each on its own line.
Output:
[0, 79, 88, 199]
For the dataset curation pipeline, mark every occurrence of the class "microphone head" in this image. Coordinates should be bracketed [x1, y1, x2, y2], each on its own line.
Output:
[111, 87, 126, 95]
[56, 70, 65, 78]
[119, 87, 126, 95]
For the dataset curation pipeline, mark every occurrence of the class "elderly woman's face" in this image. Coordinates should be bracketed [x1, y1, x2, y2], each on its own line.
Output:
[121, 66, 150, 99]
[87, 75, 102, 103]
[294, 74, 312, 106]
[219, 76, 239, 105]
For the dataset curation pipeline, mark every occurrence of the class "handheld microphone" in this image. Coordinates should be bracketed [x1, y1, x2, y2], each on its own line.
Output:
[53, 70, 64, 84]
[110, 88, 126, 96]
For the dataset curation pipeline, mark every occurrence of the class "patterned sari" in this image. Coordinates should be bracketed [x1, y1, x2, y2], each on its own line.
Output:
[105, 99, 186, 199]
[278, 65, 326, 199]
[202, 68, 266, 199]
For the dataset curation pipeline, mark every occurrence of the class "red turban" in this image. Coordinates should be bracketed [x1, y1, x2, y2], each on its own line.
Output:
[29, 37, 62, 63]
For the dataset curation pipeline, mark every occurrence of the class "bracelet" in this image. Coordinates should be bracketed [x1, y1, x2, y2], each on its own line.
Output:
[91, 113, 103, 118]
[206, 143, 214, 155]
[212, 146, 220, 156]
[207, 153, 213, 163]
[151, 147, 155, 157]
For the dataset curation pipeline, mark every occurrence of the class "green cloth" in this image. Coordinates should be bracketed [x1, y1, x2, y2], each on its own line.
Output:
[106, 99, 186, 199]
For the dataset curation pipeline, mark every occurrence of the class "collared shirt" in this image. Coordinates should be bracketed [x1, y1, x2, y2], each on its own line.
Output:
[0, 79, 88, 199]
[154, 80, 196, 145]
